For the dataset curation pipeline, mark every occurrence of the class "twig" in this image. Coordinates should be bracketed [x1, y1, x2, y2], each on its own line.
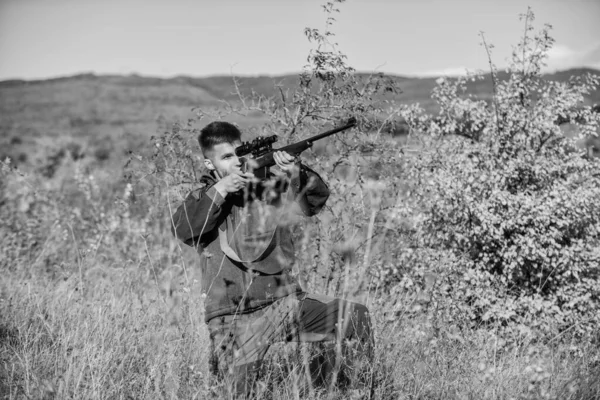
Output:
[480, 32, 501, 135]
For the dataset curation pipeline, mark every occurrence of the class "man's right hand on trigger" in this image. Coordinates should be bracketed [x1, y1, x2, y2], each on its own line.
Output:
[214, 171, 254, 195]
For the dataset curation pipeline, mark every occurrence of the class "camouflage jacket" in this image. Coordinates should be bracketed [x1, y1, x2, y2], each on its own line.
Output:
[171, 164, 329, 322]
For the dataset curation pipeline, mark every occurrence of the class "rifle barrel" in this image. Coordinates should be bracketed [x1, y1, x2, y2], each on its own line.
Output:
[301, 118, 357, 144]
[253, 118, 356, 169]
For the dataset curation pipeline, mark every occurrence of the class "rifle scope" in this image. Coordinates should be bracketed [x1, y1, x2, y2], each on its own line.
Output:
[235, 135, 278, 158]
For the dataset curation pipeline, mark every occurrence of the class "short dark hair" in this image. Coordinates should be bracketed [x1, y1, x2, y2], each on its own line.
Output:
[198, 121, 242, 157]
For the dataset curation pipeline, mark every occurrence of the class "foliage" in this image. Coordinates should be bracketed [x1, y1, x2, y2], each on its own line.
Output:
[2, 2, 600, 399]
[396, 9, 600, 338]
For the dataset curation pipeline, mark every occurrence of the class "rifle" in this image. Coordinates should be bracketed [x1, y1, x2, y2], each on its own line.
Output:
[236, 117, 357, 178]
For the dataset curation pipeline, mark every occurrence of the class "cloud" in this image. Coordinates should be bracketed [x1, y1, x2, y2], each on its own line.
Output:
[410, 42, 600, 78]
[545, 44, 580, 70]
[545, 42, 600, 71]
[546, 44, 577, 60]
[580, 44, 600, 70]
[415, 66, 474, 78]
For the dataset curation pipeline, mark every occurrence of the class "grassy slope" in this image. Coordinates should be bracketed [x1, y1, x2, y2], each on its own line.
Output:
[1, 69, 600, 399]
[2, 68, 597, 145]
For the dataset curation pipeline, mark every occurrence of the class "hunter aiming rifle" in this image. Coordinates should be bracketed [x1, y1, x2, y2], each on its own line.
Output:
[236, 117, 357, 179]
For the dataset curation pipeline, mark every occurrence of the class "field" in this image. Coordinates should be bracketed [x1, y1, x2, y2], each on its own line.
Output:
[1, 62, 600, 400]
[2, 68, 599, 168]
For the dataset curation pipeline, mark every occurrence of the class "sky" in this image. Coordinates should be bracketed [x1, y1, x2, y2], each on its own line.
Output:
[0, 0, 599, 81]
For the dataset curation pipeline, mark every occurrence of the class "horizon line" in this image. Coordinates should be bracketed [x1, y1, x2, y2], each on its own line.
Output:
[1, 65, 600, 85]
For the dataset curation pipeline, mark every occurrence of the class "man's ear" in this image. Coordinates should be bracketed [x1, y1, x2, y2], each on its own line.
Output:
[204, 158, 215, 170]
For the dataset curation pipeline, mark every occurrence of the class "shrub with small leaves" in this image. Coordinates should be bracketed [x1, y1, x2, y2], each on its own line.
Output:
[398, 9, 600, 338]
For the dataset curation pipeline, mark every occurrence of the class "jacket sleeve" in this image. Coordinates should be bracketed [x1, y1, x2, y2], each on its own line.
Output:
[170, 185, 227, 247]
[287, 164, 330, 217]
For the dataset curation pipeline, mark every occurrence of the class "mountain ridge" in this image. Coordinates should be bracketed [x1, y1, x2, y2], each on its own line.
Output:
[2, 67, 598, 90]
[2, 67, 597, 109]
[2, 66, 599, 85]
[1, 67, 598, 167]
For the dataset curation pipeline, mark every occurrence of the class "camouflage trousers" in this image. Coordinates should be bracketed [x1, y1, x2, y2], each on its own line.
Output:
[207, 292, 373, 398]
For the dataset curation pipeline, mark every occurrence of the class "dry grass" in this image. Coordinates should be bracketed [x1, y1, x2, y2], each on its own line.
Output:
[0, 109, 598, 400]
[2, 259, 599, 399]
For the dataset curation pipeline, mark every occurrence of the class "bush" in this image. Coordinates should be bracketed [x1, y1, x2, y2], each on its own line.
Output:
[397, 9, 600, 338]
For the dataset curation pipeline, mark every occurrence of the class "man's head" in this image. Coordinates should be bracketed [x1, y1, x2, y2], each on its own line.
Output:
[198, 121, 243, 178]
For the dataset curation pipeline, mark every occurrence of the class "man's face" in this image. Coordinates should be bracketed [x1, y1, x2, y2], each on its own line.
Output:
[204, 141, 243, 178]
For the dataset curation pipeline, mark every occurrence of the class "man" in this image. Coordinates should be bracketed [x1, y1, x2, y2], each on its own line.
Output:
[171, 121, 372, 398]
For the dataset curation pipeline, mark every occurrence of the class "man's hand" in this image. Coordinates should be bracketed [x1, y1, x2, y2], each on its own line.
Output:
[273, 151, 298, 176]
[214, 171, 255, 196]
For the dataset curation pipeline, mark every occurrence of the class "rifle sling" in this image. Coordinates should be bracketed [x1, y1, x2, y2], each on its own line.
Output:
[218, 217, 276, 265]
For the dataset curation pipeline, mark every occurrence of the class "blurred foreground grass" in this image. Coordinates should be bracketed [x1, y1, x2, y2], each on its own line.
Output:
[0, 155, 598, 398]
[0, 134, 599, 400]
[2, 263, 599, 399]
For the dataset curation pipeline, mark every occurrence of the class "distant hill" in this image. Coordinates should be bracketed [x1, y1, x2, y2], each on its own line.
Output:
[1, 68, 598, 167]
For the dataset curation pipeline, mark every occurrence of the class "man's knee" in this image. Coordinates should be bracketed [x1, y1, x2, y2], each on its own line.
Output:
[352, 303, 370, 322]
[350, 302, 372, 338]
[337, 301, 372, 342]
